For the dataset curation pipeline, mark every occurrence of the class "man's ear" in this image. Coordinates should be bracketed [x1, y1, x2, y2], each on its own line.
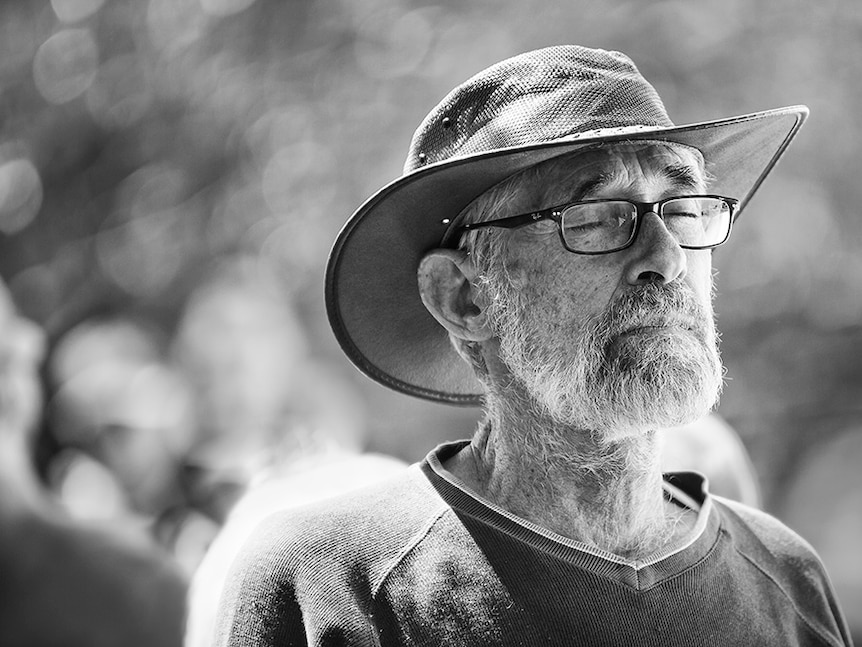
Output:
[418, 249, 493, 342]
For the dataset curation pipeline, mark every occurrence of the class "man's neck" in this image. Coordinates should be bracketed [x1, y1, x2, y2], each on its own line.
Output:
[443, 403, 695, 560]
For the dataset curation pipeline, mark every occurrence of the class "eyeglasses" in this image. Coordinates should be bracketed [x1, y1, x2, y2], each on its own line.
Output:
[450, 194, 738, 255]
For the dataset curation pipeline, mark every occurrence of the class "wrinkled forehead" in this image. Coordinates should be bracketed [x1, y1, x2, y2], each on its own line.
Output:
[456, 141, 708, 228]
[532, 140, 706, 200]
[570, 139, 704, 166]
[574, 140, 703, 175]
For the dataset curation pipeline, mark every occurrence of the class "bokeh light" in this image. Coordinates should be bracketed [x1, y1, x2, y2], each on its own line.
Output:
[0, 158, 42, 234]
[33, 28, 99, 105]
[48, 449, 130, 520]
[199, 0, 257, 18]
[85, 54, 154, 130]
[51, 0, 107, 24]
[146, 0, 207, 55]
[353, 7, 436, 79]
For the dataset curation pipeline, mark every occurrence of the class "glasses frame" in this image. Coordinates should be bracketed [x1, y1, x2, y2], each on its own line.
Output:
[452, 194, 739, 255]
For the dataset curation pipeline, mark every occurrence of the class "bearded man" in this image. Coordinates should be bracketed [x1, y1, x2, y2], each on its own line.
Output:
[214, 46, 852, 646]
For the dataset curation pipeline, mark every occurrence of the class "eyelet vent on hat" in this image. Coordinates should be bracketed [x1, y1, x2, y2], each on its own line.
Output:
[403, 45, 674, 175]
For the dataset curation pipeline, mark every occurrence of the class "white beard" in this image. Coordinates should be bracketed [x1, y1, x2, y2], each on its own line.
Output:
[483, 271, 724, 441]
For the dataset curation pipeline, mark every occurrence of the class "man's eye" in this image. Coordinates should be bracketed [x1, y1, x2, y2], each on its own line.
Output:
[664, 199, 703, 218]
[564, 203, 634, 228]
[527, 219, 558, 235]
[667, 210, 700, 219]
[564, 219, 606, 233]
[564, 213, 630, 232]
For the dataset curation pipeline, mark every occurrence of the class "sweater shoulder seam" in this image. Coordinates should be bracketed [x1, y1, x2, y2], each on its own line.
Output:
[371, 503, 450, 599]
[732, 538, 842, 646]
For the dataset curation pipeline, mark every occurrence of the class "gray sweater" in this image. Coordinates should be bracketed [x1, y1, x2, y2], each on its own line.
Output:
[216, 441, 852, 646]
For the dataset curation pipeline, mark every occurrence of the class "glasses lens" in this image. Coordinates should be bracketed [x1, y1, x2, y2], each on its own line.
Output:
[560, 201, 636, 252]
[661, 197, 731, 247]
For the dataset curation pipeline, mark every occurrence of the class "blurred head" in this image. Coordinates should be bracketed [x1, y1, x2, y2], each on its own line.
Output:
[420, 142, 724, 440]
[47, 317, 194, 513]
[173, 257, 368, 489]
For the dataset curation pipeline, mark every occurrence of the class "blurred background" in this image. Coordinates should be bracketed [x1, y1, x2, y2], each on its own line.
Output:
[0, 0, 859, 639]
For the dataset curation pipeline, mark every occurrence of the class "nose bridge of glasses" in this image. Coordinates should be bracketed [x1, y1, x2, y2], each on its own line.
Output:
[639, 199, 666, 220]
[639, 204, 667, 226]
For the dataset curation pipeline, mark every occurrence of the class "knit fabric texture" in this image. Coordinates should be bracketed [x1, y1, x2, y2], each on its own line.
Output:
[216, 442, 852, 646]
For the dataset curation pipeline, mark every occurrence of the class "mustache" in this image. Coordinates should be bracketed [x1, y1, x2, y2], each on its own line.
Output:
[597, 282, 711, 340]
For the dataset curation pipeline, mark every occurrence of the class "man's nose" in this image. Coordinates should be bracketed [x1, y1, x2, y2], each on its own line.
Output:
[623, 212, 687, 285]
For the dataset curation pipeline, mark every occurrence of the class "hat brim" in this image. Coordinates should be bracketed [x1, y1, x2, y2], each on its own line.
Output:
[326, 106, 808, 405]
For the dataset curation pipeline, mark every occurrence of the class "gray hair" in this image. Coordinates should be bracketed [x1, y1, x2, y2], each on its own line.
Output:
[446, 170, 535, 378]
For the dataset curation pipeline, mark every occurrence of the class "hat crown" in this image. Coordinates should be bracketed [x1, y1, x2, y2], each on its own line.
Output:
[405, 45, 674, 174]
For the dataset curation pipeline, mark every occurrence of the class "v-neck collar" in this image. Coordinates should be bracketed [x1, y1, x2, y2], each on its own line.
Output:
[419, 440, 720, 589]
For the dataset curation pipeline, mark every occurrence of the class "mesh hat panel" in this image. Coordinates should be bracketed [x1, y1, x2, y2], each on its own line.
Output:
[405, 47, 673, 174]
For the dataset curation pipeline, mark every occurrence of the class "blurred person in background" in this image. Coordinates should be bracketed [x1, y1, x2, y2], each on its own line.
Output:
[172, 257, 381, 520]
[0, 284, 187, 647]
[178, 257, 408, 647]
[45, 315, 213, 575]
[172, 256, 326, 515]
[216, 47, 851, 645]
[47, 317, 195, 523]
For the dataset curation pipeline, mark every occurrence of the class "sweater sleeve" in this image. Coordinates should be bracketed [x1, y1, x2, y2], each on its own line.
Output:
[214, 506, 385, 647]
[214, 512, 309, 647]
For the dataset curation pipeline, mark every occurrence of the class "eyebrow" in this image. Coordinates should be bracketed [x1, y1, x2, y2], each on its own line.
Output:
[571, 163, 704, 202]
[573, 175, 611, 200]
[663, 162, 704, 191]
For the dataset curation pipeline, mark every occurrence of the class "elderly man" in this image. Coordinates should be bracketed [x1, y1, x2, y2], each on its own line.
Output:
[215, 46, 851, 646]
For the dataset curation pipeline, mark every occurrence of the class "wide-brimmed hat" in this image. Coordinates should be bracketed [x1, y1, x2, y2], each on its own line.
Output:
[325, 45, 807, 406]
